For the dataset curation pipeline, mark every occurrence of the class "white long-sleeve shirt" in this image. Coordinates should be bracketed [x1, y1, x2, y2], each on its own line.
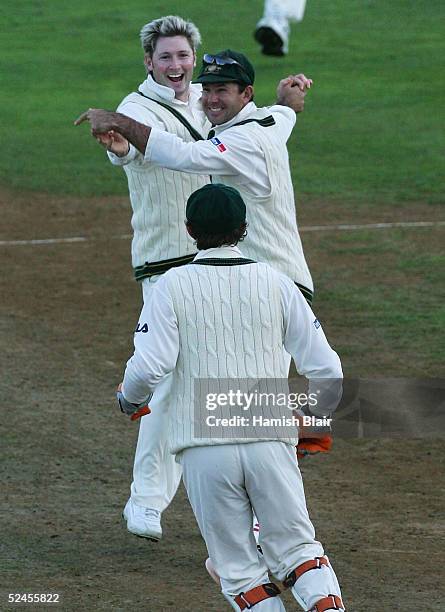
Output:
[122, 247, 341, 453]
[144, 101, 313, 290]
[145, 101, 294, 197]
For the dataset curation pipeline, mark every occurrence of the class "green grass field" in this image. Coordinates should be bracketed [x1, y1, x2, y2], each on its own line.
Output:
[0, 0, 444, 371]
[1, 0, 444, 203]
[1, 4, 445, 610]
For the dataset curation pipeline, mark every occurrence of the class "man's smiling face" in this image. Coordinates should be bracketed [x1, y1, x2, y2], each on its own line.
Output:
[201, 82, 253, 125]
[145, 35, 195, 101]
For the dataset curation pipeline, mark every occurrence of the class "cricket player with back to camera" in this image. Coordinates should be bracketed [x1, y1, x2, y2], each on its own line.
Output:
[117, 183, 346, 612]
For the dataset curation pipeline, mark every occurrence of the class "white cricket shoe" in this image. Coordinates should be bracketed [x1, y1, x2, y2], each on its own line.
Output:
[122, 498, 162, 541]
[254, 17, 289, 56]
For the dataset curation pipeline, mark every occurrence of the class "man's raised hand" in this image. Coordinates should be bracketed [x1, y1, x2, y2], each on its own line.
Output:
[75, 109, 150, 155]
[74, 108, 117, 134]
[74, 109, 130, 156]
[276, 74, 313, 113]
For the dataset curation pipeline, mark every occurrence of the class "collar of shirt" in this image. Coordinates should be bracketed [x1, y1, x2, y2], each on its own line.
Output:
[211, 101, 257, 135]
[193, 246, 244, 260]
[139, 74, 203, 107]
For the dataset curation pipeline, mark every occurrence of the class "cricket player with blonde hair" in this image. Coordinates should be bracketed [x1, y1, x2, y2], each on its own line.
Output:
[77, 20, 315, 543]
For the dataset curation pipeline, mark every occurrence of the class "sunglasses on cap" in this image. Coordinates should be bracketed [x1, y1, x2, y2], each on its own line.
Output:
[203, 53, 243, 67]
[202, 53, 251, 81]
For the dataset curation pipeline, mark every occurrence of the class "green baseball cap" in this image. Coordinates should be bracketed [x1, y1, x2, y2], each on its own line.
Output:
[186, 184, 247, 233]
[195, 50, 255, 86]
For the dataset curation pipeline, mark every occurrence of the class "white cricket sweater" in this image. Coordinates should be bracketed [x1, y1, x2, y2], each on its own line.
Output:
[217, 107, 313, 291]
[146, 102, 313, 291]
[108, 77, 211, 273]
[159, 260, 293, 454]
[122, 248, 343, 455]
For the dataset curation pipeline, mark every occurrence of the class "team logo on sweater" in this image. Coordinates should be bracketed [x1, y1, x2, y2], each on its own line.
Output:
[313, 319, 321, 329]
[135, 322, 149, 333]
[210, 137, 227, 153]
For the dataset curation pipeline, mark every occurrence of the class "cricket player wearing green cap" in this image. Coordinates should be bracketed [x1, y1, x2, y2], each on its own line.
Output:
[118, 183, 345, 612]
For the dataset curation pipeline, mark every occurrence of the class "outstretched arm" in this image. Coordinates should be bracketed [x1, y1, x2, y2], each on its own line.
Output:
[74, 109, 150, 154]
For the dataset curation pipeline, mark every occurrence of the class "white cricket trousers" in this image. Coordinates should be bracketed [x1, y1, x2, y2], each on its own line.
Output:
[264, 0, 307, 22]
[179, 441, 343, 611]
[129, 278, 182, 510]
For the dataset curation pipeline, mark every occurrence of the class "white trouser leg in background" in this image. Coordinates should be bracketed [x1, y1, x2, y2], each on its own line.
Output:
[263, 0, 307, 22]
[256, 0, 307, 55]
[129, 278, 182, 510]
[179, 442, 343, 611]
[130, 371, 182, 510]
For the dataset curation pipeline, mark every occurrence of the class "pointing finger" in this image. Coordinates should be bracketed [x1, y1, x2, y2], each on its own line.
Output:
[74, 109, 92, 126]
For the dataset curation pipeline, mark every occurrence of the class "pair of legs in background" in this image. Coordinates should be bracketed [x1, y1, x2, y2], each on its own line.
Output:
[255, 0, 307, 56]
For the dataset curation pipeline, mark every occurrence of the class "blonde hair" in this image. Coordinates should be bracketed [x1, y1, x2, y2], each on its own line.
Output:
[140, 15, 201, 56]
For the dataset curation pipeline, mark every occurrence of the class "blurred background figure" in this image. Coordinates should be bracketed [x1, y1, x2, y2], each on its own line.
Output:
[255, 0, 307, 56]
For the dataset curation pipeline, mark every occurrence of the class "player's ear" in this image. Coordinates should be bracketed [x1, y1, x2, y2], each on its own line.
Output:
[185, 221, 196, 239]
[243, 85, 254, 102]
[144, 54, 153, 73]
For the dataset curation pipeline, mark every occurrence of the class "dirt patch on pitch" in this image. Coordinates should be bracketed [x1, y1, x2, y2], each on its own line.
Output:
[1, 188, 444, 610]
